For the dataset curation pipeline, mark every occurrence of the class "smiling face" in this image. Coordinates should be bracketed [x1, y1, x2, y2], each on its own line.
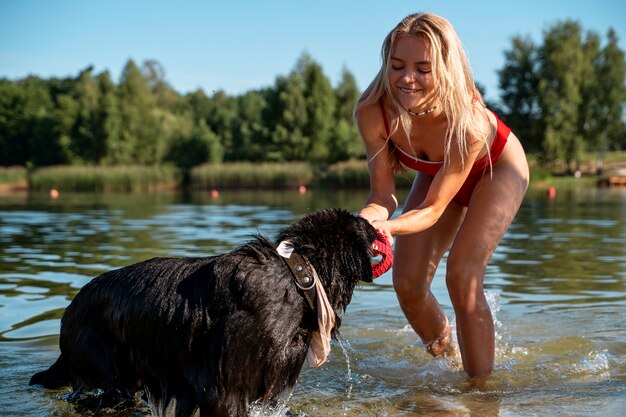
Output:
[388, 36, 438, 113]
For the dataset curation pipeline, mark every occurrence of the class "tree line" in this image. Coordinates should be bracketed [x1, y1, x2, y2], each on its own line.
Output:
[498, 21, 625, 172]
[0, 52, 363, 171]
[0, 20, 624, 174]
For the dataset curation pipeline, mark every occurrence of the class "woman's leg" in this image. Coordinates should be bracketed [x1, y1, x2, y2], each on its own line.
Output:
[393, 173, 465, 356]
[446, 135, 529, 378]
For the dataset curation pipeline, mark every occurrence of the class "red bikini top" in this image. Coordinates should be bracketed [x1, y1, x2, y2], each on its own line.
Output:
[379, 100, 510, 175]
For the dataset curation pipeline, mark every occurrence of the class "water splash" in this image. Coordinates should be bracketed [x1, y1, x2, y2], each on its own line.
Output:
[578, 350, 611, 374]
[411, 290, 529, 386]
[248, 387, 294, 417]
[337, 338, 354, 399]
[441, 291, 503, 370]
[248, 401, 289, 417]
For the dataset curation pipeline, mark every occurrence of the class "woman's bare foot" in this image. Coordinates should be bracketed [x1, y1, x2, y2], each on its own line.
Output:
[424, 321, 456, 358]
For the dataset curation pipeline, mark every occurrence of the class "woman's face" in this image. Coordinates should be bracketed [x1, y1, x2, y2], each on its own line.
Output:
[388, 36, 437, 111]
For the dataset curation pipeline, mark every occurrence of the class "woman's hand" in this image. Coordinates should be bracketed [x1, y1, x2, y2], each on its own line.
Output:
[371, 219, 394, 246]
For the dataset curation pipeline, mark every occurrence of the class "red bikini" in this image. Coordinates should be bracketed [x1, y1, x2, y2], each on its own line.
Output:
[379, 101, 511, 206]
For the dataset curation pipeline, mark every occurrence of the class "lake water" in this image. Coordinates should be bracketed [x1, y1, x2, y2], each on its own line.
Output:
[0, 186, 624, 416]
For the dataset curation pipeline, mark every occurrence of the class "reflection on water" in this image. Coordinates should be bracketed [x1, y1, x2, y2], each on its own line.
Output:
[0, 186, 624, 416]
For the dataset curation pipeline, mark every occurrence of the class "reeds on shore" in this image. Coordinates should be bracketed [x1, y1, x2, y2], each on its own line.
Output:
[28, 165, 181, 192]
[0, 166, 28, 192]
[190, 162, 314, 190]
[0, 163, 320, 192]
[0, 154, 621, 193]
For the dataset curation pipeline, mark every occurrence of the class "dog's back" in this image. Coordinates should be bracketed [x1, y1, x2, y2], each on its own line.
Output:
[31, 256, 222, 408]
[31, 240, 313, 416]
[30, 209, 378, 417]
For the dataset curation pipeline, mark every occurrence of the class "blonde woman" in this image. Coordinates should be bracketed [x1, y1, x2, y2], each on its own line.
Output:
[355, 13, 529, 379]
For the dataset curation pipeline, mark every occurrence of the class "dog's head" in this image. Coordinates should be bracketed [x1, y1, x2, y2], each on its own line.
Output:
[275, 209, 379, 323]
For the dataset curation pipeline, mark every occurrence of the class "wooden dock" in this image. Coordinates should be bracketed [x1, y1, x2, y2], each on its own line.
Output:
[597, 166, 626, 187]
[608, 176, 626, 185]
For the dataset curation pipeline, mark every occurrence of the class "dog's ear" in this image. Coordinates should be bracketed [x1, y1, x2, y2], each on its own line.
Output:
[355, 215, 378, 247]
[353, 215, 377, 283]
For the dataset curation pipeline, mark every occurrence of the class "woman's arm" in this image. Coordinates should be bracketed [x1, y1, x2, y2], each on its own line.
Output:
[374, 113, 488, 237]
[355, 104, 398, 225]
[382, 153, 475, 235]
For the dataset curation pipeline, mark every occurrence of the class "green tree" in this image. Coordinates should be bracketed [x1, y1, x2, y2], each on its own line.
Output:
[204, 90, 237, 161]
[230, 90, 269, 161]
[167, 118, 222, 185]
[268, 72, 308, 161]
[186, 89, 212, 124]
[19, 76, 70, 166]
[596, 29, 626, 159]
[576, 31, 605, 170]
[115, 59, 162, 164]
[538, 21, 586, 171]
[143, 60, 181, 112]
[70, 66, 107, 163]
[98, 71, 122, 165]
[0, 80, 29, 165]
[266, 53, 338, 163]
[53, 93, 79, 163]
[498, 36, 542, 152]
[498, 21, 625, 171]
[335, 67, 360, 121]
[299, 53, 336, 162]
[329, 68, 364, 162]
[328, 119, 364, 162]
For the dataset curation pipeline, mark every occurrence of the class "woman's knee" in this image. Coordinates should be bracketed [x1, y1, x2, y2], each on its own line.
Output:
[445, 257, 486, 310]
[392, 267, 432, 306]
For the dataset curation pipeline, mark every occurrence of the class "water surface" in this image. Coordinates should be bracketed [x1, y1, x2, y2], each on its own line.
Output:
[0, 186, 624, 416]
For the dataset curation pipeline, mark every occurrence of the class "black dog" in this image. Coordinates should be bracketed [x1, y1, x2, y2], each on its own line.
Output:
[30, 209, 378, 417]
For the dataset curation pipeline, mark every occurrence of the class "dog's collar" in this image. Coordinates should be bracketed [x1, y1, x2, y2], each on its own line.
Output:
[277, 241, 317, 311]
[276, 240, 337, 368]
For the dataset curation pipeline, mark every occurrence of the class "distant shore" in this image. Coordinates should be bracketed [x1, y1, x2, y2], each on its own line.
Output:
[1, 155, 625, 193]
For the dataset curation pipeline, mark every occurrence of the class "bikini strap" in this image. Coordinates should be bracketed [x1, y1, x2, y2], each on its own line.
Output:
[379, 100, 390, 138]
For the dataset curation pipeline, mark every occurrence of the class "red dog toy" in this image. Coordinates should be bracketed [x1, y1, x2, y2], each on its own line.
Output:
[371, 231, 393, 278]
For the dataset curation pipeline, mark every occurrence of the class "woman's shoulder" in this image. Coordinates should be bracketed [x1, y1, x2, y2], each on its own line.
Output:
[355, 99, 383, 123]
[355, 100, 387, 140]
[470, 102, 497, 134]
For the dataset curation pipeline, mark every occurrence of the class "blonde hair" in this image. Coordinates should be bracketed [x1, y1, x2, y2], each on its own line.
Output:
[355, 13, 489, 171]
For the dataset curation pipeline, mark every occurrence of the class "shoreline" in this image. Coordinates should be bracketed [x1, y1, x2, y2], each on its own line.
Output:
[0, 160, 623, 194]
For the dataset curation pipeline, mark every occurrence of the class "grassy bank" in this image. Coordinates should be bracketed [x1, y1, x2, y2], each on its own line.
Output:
[191, 162, 313, 189]
[1, 154, 624, 193]
[28, 165, 181, 192]
[0, 166, 28, 192]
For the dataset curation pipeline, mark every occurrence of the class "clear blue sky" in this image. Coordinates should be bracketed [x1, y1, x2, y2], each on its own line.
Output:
[1, 0, 624, 102]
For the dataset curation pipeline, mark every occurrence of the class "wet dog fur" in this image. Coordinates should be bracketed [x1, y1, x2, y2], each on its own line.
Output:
[29, 209, 377, 417]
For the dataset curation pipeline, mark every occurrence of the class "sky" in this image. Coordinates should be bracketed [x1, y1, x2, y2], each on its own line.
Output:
[1, 0, 625, 103]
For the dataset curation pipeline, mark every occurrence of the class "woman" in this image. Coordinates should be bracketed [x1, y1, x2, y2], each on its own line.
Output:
[355, 13, 529, 378]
